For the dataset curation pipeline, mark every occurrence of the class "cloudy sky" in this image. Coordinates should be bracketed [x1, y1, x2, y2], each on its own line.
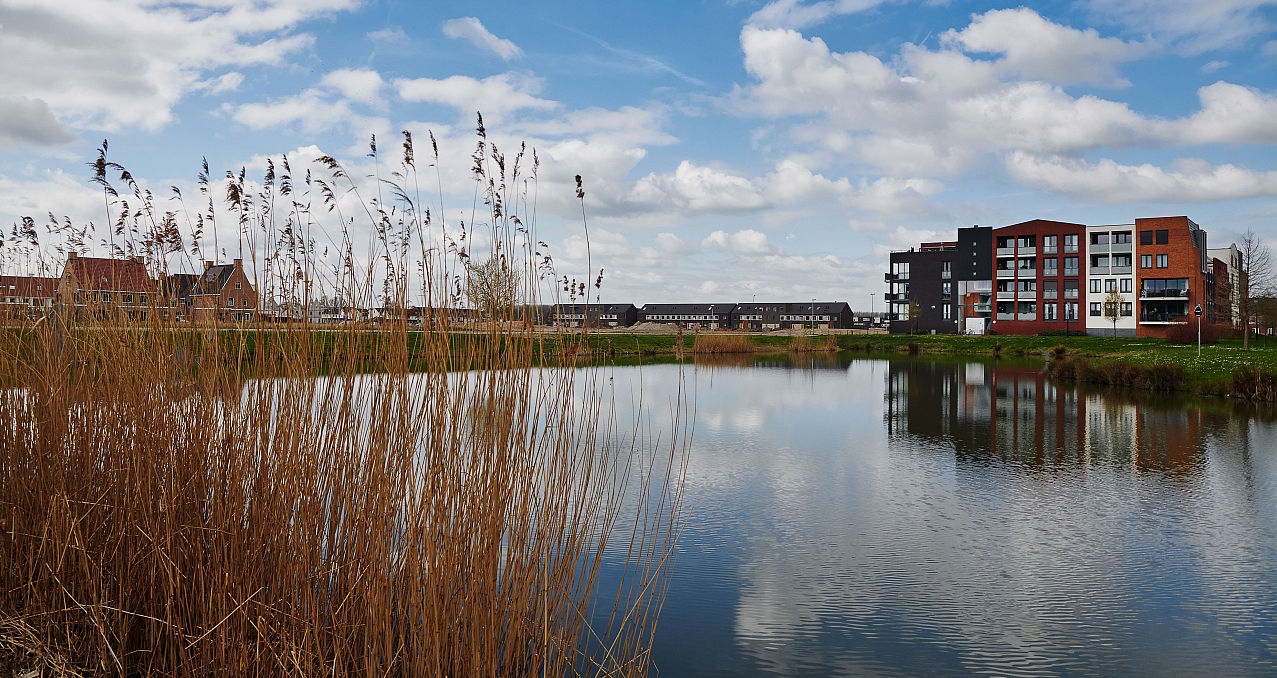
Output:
[2, 0, 1276, 308]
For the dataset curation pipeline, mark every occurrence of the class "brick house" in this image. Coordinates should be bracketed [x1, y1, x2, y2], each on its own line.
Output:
[551, 303, 638, 327]
[735, 302, 855, 330]
[191, 259, 257, 323]
[1134, 216, 1210, 338]
[1, 275, 58, 320]
[988, 219, 1086, 336]
[59, 253, 153, 321]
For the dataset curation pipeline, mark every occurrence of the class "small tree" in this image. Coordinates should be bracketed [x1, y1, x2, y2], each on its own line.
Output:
[908, 298, 921, 335]
[1103, 288, 1124, 338]
[1239, 230, 1273, 351]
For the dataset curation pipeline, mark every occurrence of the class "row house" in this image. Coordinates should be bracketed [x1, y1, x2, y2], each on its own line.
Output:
[1, 275, 57, 320]
[192, 259, 257, 323]
[640, 303, 735, 330]
[735, 302, 854, 330]
[552, 303, 639, 327]
[1083, 224, 1136, 336]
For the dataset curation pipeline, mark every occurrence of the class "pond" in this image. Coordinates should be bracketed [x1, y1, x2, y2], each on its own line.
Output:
[607, 355, 1277, 677]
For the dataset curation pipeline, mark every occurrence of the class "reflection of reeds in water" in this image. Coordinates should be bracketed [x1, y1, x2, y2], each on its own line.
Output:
[0, 125, 688, 675]
[692, 334, 753, 354]
[788, 334, 839, 353]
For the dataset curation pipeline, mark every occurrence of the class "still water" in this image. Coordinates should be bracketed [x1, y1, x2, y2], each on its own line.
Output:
[609, 356, 1277, 677]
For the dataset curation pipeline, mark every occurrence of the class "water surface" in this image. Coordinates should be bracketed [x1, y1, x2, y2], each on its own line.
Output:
[610, 356, 1277, 677]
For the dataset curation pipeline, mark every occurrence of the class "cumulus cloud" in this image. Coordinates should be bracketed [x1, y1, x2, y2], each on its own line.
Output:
[702, 229, 782, 255]
[442, 17, 523, 60]
[394, 73, 555, 120]
[1005, 152, 1277, 203]
[0, 0, 356, 135]
[0, 96, 79, 149]
[630, 161, 767, 213]
[232, 89, 357, 133]
[320, 68, 385, 107]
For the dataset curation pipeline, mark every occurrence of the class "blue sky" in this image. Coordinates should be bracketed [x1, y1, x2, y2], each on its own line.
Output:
[2, 0, 1276, 308]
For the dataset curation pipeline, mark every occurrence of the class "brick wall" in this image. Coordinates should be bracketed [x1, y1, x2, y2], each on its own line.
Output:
[1133, 216, 1208, 339]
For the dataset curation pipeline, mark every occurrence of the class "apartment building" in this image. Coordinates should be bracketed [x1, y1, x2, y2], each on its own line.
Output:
[989, 220, 1086, 336]
[1208, 244, 1242, 326]
[1134, 216, 1210, 338]
[955, 226, 993, 334]
[1084, 224, 1137, 337]
[887, 241, 959, 334]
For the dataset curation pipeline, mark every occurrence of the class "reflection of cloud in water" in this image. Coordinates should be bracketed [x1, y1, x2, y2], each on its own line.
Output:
[628, 358, 1277, 677]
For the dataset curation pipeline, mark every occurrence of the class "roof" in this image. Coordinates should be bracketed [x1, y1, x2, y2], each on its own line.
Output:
[62, 256, 151, 293]
[641, 303, 737, 314]
[0, 276, 59, 298]
[736, 302, 851, 313]
[162, 273, 201, 300]
[192, 264, 236, 296]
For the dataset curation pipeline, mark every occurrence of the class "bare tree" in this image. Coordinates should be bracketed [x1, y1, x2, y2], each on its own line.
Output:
[1239, 230, 1273, 351]
[465, 255, 521, 320]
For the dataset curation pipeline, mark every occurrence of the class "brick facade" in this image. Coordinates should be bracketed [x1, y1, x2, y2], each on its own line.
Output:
[988, 219, 1086, 336]
[1133, 216, 1209, 339]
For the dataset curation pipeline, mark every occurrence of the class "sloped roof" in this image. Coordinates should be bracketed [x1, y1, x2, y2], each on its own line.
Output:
[162, 273, 200, 300]
[63, 256, 151, 293]
[0, 276, 59, 298]
[192, 264, 235, 296]
[641, 303, 737, 314]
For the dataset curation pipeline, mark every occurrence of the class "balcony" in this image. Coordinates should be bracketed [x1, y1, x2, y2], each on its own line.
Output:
[885, 272, 909, 282]
[1043, 291, 1058, 300]
[997, 269, 1016, 279]
[1042, 267, 1058, 277]
[973, 303, 992, 313]
[1140, 289, 1189, 299]
[996, 291, 1015, 300]
[1018, 313, 1037, 321]
[1018, 247, 1036, 256]
[1140, 312, 1188, 324]
[1111, 243, 1132, 253]
[1064, 290, 1079, 300]
[1090, 266, 1110, 275]
[1090, 244, 1109, 254]
[996, 313, 1015, 321]
[1043, 246, 1058, 254]
[1111, 266, 1133, 275]
[1064, 268, 1080, 277]
[996, 247, 1015, 257]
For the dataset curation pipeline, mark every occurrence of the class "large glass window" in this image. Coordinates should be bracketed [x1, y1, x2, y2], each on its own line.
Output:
[1043, 235, 1058, 252]
[1064, 280, 1079, 299]
[1064, 256, 1079, 273]
[1044, 303, 1058, 321]
[1064, 302, 1079, 320]
[1091, 232, 1110, 245]
[1113, 231, 1132, 244]
[1063, 234, 1079, 253]
[1090, 279, 1101, 293]
[1044, 257, 1058, 274]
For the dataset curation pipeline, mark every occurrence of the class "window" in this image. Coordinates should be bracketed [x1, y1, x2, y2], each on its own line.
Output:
[1044, 303, 1058, 321]
[1063, 234, 1079, 253]
[1043, 235, 1058, 252]
[1043, 280, 1058, 298]
[1156, 230, 1169, 244]
[1017, 236, 1036, 249]
[1018, 280, 1035, 293]
[1140, 230, 1153, 245]
[1113, 231, 1132, 244]
[1090, 302, 1102, 317]
[1157, 254, 1168, 268]
[1018, 301, 1036, 315]
[1091, 232, 1110, 245]
[1105, 279, 1117, 292]
[1018, 257, 1036, 270]
[997, 236, 1014, 249]
[1090, 279, 1101, 293]
[1092, 255, 1109, 268]
[1064, 280, 1079, 299]
[1112, 254, 1132, 268]
[942, 282, 952, 299]
[123, 294, 133, 304]
[1120, 278, 1132, 293]
[1064, 257, 1079, 274]
[1044, 257, 1058, 274]
[1065, 302, 1079, 321]
[227, 297, 235, 307]
[235, 282, 242, 290]
[1141, 254, 1153, 268]
[1121, 302, 1133, 317]
[943, 304, 952, 319]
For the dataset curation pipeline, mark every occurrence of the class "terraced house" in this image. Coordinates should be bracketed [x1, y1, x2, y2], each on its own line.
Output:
[0, 275, 57, 320]
[59, 253, 153, 321]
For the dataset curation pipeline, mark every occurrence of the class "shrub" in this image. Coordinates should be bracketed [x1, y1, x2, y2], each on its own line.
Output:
[906, 340, 920, 355]
[693, 333, 754, 354]
[1165, 321, 1220, 345]
[1231, 364, 1277, 401]
[1052, 345, 1068, 359]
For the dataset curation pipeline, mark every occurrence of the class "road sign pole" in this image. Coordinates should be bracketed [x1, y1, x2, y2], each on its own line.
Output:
[1195, 304, 1203, 357]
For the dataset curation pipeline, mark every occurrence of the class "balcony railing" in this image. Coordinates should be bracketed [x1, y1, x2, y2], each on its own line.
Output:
[1111, 266, 1133, 275]
[1090, 266, 1110, 275]
[1064, 268, 1079, 277]
[1064, 290, 1079, 299]
[1064, 245, 1079, 254]
[1111, 243, 1132, 253]
[996, 291, 1015, 300]
[1140, 289, 1189, 298]
[1140, 312, 1188, 323]
[1043, 291, 1058, 300]
[885, 272, 909, 282]
[1018, 313, 1037, 321]
[941, 271, 952, 279]
[996, 247, 1015, 256]
[1019, 247, 1036, 256]
[973, 304, 992, 313]
[997, 269, 1016, 279]
[996, 313, 1015, 321]
[1043, 246, 1058, 254]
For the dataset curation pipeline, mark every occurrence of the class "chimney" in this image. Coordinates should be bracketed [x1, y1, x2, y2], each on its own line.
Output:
[233, 258, 242, 269]
[68, 251, 78, 260]
[133, 256, 144, 264]
[204, 261, 213, 271]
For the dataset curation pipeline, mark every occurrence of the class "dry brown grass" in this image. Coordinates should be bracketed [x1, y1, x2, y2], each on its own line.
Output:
[691, 334, 753, 355]
[0, 126, 688, 676]
[788, 334, 839, 353]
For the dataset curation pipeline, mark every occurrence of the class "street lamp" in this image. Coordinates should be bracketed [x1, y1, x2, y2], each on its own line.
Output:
[811, 298, 816, 333]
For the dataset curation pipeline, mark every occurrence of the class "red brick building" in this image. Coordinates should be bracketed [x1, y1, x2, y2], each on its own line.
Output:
[1134, 216, 1210, 339]
[59, 253, 154, 321]
[1, 275, 57, 320]
[190, 259, 258, 323]
[988, 219, 1086, 336]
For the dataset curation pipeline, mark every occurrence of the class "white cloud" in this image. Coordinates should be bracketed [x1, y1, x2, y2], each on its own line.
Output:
[655, 232, 701, 256]
[0, 96, 79, 149]
[232, 89, 356, 133]
[0, 0, 356, 135]
[1005, 152, 1277, 203]
[367, 26, 409, 45]
[320, 68, 385, 107]
[940, 8, 1145, 87]
[394, 73, 556, 120]
[630, 161, 767, 213]
[442, 17, 523, 60]
[562, 228, 630, 259]
[1201, 60, 1230, 73]
[747, 0, 888, 30]
[702, 229, 782, 255]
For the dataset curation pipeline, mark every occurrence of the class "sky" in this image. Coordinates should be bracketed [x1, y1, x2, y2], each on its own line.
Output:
[2, 0, 1276, 309]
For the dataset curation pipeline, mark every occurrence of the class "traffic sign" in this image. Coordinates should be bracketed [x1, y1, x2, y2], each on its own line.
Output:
[1194, 305, 1202, 317]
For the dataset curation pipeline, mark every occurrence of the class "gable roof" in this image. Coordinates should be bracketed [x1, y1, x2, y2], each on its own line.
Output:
[192, 264, 235, 296]
[62, 256, 151, 293]
[0, 276, 59, 298]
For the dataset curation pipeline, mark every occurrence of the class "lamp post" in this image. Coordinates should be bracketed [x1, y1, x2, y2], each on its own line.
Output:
[811, 298, 816, 333]
[870, 292, 875, 317]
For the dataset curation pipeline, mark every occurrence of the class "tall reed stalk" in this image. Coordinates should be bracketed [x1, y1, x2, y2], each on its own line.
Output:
[0, 122, 689, 676]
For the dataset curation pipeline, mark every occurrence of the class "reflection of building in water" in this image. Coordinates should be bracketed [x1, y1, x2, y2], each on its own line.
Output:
[885, 359, 1207, 470]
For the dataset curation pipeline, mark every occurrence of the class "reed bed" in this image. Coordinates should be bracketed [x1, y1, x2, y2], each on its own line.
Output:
[0, 125, 689, 676]
[690, 334, 753, 355]
[788, 335, 839, 353]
